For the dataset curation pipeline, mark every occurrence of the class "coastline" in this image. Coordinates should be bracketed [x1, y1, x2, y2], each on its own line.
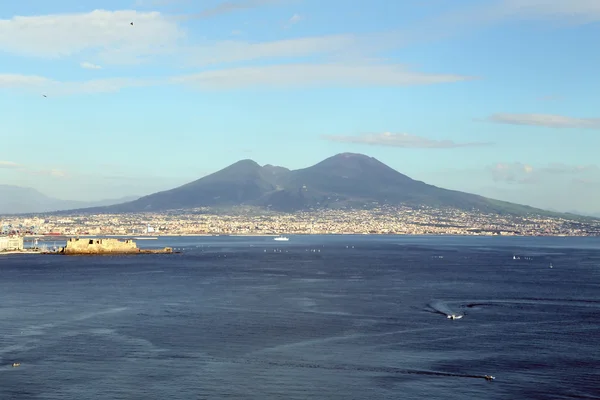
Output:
[22, 233, 582, 239]
[0, 250, 42, 256]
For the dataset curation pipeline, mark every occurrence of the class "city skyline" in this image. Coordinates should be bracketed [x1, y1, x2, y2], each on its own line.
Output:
[1, 0, 599, 213]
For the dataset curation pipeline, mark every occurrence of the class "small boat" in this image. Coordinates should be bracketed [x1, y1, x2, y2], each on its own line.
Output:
[273, 236, 289, 241]
[484, 375, 495, 381]
[12, 362, 20, 367]
[447, 314, 463, 320]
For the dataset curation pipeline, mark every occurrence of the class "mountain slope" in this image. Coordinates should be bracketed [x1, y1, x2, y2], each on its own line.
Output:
[78, 160, 281, 213]
[256, 153, 554, 215]
[52, 153, 588, 219]
[0, 185, 138, 215]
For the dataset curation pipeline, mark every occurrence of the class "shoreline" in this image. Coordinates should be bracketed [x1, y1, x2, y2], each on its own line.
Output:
[0, 250, 42, 256]
[22, 233, 587, 239]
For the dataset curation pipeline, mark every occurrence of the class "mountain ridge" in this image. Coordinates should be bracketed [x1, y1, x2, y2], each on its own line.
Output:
[23, 153, 597, 220]
[0, 185, 139, 215]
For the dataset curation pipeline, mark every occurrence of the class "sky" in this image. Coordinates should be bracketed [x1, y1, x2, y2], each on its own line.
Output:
[1, 0, 599, 214]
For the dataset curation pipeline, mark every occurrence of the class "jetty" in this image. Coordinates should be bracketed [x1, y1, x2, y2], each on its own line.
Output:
[53, 238, 173, 255]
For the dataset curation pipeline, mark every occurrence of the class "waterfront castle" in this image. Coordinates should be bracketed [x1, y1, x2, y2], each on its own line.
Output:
[60, 238, 172, 254]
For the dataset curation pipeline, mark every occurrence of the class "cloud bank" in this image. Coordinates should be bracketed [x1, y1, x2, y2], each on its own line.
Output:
[487, 113, 600, 129]
[322, 132, 492, 148]
[490, 162, 599, 184]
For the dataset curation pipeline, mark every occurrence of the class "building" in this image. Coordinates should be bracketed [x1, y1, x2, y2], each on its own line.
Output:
[0, 236, 24, 252]
[61, 238, 139, 254]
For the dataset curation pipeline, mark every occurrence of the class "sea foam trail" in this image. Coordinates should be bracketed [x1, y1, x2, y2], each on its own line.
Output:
[204, 356, 492, 380]
[427, 300, 461, 318]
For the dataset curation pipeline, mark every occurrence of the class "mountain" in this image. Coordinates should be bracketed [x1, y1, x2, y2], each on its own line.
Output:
[0, 185, 139, 215]
[566, 210, 600, 219]
[56, 153, 589, 219]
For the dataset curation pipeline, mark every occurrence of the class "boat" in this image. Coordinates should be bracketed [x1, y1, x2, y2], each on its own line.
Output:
[12, 362, 20, 367]
[273, 236, 289, 241]
[447, 314, 463, 320]
[484, 375, 495, 381]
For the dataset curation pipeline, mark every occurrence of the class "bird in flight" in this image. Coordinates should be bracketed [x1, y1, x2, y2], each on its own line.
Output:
[42, 95, 47, 97]
[130, 22, 134, 26]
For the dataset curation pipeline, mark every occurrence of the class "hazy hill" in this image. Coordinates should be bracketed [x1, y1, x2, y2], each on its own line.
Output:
[57, 153, 588, 219]
[0, 185, 138, 215]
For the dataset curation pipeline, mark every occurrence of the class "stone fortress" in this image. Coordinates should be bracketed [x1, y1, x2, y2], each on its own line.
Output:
[61, 238, 139, 254]
[59, 238, 172, 255]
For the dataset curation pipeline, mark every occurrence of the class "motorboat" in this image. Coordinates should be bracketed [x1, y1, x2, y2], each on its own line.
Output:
[484, 375, 495, 381]
[447, 314, 463, 320]
[274, 236, 289, 241]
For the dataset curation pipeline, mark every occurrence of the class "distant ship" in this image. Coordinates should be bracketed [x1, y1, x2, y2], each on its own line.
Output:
[447, 314, 463, 320]
[274, 236, 289, 241]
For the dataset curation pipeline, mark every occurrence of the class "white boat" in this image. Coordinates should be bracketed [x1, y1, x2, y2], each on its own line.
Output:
[273, 236, 289, 241]
[447, 314, 463, 320]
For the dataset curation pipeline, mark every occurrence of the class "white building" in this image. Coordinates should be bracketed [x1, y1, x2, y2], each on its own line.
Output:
[0, 236, 24, 252]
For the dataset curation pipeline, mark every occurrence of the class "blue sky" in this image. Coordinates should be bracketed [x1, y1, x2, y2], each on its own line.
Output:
[1, 0, 599, 214]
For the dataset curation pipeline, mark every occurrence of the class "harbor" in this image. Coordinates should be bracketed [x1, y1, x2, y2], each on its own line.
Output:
[1, 236, 173, 256]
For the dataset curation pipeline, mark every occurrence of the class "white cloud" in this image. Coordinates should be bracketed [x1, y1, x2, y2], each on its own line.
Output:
[0, 10, 184, 64]
[501, 0, 600, 21]
[0, 74, 49, 88]
[3, 1, 598, 70]
[399, 0, 600, 48]
[80, 61, 102, 69]
[0, 73, 154, 95]
[180, 0, 283, 20]
[541, 163, 598, 174]
[284, 13, 302, 28]
[27, 168, 69, 178]
[0, 161, 20, 168]
[171, 63, 475, 89]
[491, 162, 536, 184]
[184, 34, 359, 66]
[289, 14, 302, 23]
[0, 8, 401, 69]
[487, 113, 600, 129]
[322, 132, 492, 149]
[537, 95, 563, 102]
[1, 63, 472, 95]
[49, 169, 67, 178]
[0, 160, 68, 179]
[489, 161, 599, 184]
[134, 0, 187, 6]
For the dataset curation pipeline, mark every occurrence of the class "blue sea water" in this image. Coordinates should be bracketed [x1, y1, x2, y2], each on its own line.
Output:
[1, 235, 600, 399]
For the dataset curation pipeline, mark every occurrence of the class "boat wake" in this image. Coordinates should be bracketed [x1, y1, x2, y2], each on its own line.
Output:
[463, 297, 600, 310]
[426, 300, 464, 319]
[203, 356, 492, 380]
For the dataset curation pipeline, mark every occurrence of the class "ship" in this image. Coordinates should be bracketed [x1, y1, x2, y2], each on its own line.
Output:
[273, 236, 289, 241]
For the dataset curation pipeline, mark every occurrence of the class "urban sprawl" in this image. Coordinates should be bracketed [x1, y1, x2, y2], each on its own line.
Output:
[2, 206, 599, 237]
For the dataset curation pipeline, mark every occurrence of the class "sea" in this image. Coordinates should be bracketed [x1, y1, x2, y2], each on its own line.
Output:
[1, 235, 599, 399]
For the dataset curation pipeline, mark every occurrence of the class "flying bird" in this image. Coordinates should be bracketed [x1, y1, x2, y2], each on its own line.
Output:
[42, 95, 47, 97]
[130, 22, 134, 26]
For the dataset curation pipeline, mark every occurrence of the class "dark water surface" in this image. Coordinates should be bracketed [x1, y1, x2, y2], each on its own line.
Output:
[1, 235, 600, 399]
